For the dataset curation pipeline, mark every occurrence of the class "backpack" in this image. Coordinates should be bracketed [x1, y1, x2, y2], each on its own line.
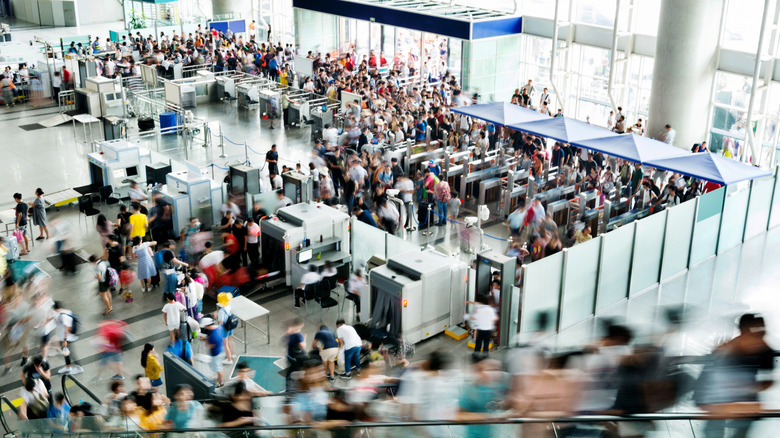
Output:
[223, 312, 239, 331]
[106, 266, 119, 288]
[63, 312, 80, 336]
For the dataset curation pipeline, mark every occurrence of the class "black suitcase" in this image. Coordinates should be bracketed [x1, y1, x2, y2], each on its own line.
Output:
[138, 117, 155, 132]
[417, 202, 432, 229]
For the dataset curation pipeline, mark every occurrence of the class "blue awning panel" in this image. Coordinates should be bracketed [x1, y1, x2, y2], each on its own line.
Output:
[575, 134, 688, 164]
[508, 116, 619, 144]
[450, 102, 546, 126]
[645, 153, 772, 185]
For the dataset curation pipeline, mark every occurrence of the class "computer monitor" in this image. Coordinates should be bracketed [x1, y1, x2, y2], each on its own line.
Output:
[105, 94, 115, 101]
[113, 168, 126, 179]
[298, 249, 313, 263]
[126, 166, 138, 177]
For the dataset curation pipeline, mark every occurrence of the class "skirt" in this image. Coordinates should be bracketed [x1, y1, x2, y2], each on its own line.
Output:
[135, 253, 157, 280]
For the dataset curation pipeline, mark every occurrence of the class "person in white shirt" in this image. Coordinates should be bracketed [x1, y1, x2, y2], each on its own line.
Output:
[162, 292, 186, 344]
[275, 191, 292, 212]
[53, 301, 83, 375]
[336, 319, 362, 378]
[346, 269, 366, 321]
[295, 265, 321, 307]
[466, 295, 497, 358]
[395, 175, 414, 230]
[539, 87, 550, 108]
[323, 124, 339, 145]
[105, 58, 116, 78]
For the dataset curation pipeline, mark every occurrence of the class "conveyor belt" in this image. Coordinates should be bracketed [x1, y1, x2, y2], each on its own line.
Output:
[44, 188, 82, 207]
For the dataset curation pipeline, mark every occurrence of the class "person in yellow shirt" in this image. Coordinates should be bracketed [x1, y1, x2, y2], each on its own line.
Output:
[139, 392, 167, 432]
[141, 343, 163, 388]
[129, 203, 148, 240]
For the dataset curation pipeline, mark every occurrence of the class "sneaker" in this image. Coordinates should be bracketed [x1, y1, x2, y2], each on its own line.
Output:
[294, 304, 301, 308]
[340, 373, 351, 380]
[58, 366, 73, 375]
[222, 359, 233, 365]
[70, 365, 84, 375]
[111, 374, 124, 381]
[20, 356, 28, 367]
[328, 376, 335, 383]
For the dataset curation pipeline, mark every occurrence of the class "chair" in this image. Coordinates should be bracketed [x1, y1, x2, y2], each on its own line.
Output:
[295, 283, 318, 311]
[78, 195, 100, 228]
[99, 185, 121, 210]
[315, 282, 339, 321]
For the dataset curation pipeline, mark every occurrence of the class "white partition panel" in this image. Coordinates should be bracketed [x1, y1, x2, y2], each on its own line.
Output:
[386, 234, 419, 258]
[596, 222, 635, 312]
[690, 188, 725, 265]
[629, 211, 667, 295]
[717, 183, 750, 254]
[660, 200, 696, 280]
[560, 237, 601, 330]
[521, 251, 563, 333]
[351, 219, 386, 272]
[770, 171, 780, 229]
[744, 176, 775, 241]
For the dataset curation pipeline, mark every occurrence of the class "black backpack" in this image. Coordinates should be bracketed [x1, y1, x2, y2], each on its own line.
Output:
[63, 312, 80, 336]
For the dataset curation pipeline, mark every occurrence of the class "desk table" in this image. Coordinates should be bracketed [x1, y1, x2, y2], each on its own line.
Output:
[229, 296, 271, 353]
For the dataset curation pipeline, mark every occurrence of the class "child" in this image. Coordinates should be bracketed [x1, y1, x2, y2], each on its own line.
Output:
[448, 190, 461, 220]
[119, 262, 135, 303]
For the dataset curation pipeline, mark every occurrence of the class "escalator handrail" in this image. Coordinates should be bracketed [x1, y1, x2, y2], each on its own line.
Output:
[61, 374, 103, 407]
[0, 395, 19, 435]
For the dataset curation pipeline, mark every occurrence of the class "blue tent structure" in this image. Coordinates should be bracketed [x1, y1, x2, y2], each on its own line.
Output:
[450, 102, 546, 126]
[508, 116, 619, 144]
[574, 133, 688, 163]
[645, 153, 772, 185]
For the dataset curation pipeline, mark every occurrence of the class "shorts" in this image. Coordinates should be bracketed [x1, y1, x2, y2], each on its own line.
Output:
[320, 348, 338, 362]
[211, 353, 225, 373]
[100, 351, 122, 365]
[17, 225, 27, 234]
[98, 281, 109, 293]
[167, 324, 179, 332]
[224, 329, 234, 337]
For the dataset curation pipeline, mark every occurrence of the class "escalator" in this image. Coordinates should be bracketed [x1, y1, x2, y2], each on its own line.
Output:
[60, 374, 104, 409]
[0, 395, 19, 436]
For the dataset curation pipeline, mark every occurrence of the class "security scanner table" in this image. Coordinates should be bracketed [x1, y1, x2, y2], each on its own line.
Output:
[153, 163, 224, 232]
[229, 296, 271, 353]
[87, 139, 152, 198]
[43, 188, 82, 208]
[261, 203, 351, 286]
[368, 250, 468, 344]
[72, 113, 103, 147]
[281, 171, 314, 204]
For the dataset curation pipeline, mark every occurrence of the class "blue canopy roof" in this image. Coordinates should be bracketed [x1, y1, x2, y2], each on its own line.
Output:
[508, 117, 619, 144]
[575, 133, 688, 164]
[450, 102, 546, 126]
[645, 153, 772, 185]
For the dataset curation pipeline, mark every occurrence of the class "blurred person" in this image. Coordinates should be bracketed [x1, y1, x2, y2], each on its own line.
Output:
[164, 384, 203, 429]
[398, 350, 461, 433]
[29, 188, 49, 240]
[89, 254, 113, 315]
[159, 240, 188, 295]
[285, 318, 306, 391]
[162, 292, 185, 344]
[218, 381, 256, 430]
[246, 217, 261, 266]
[138, 392, 167, 430]
[140, 343, 163, 388]
[132, 236, 157, 292]
[224, 362, 269, 396]
[346, 269, 366, 321]
[465, 294, 497, 359]
[18, 376, 49, 420]
[103, 381, 127, 416]
[48, 392, 71, 430]
[53, 301, 83, 375]
[312, 325, 340, 382]
[201, 318, 225, 386]
[216, 292, 236, 364]
[336, 318, 362, 379]
[2, 281, 33, 372]
[165, 331, 193, 366]
[457, 358, 509, 438]
[13, 193, 30, 255]
[289, 361, 330, 424]
[696, 314, 774, 438]
[96, 320, 128, 381]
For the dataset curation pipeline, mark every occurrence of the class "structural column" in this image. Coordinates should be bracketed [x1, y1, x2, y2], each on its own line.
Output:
[647, 0, 724, 150]
[212, 0, 250, 17]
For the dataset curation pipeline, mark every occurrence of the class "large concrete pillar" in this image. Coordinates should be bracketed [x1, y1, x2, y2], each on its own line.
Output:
[647, 0, 724, 150]
[212, 0, 251, 17]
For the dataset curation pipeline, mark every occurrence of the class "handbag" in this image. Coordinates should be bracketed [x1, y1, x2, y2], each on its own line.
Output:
[13, 229, 23, 243]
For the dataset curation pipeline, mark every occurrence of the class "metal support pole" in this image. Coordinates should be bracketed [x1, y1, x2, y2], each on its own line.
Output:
[744, 0, 772, 165]
[203, 122, 209, 147]
[244, 141, 249, 163]
[219, 123, 227, 158]
[422, 204, 433, 236]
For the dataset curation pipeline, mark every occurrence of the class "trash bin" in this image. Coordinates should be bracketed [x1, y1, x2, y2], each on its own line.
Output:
[159, 112, 178, 135]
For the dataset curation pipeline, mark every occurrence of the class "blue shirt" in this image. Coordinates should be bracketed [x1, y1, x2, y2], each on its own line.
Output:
[165, 401, 200, 429]
[356, 209, 378, 227]
[166, 339, 193, 363]
[207, 326, 224, 356]
[314, 328, 339, 349]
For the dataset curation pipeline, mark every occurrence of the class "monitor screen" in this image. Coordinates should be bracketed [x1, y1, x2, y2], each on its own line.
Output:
[126, 166, 138, 177]
[105, 94, 115, 101]
[113, 169, 126, 179]
[298, 249, 313, 263]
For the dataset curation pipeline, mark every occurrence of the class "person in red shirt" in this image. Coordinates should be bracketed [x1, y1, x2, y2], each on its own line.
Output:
[368, 50, 377, 68]
[61, 66, 71, 90]
[702, 180, 722, 193]
[379, 52, 388, 67]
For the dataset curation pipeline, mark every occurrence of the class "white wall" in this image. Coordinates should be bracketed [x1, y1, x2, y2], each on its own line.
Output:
[11, 0, 122, 26]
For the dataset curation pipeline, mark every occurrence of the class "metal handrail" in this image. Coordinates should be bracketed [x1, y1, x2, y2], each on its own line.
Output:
[12, 410, 780, 436]
[61, 374, 103, 407]
[0, 395, 18, 435]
